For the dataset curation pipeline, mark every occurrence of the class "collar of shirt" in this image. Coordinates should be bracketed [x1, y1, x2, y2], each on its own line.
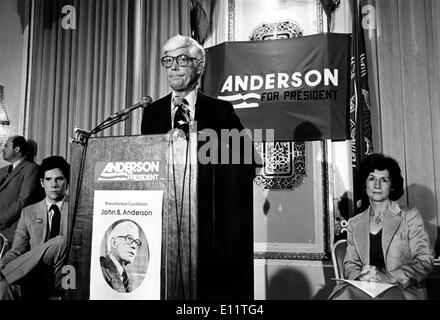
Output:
[11, 158, 23, 170]
[170, 89, 197, 125]
[46, 197, 66, 229]
[109, 254, 125, 279]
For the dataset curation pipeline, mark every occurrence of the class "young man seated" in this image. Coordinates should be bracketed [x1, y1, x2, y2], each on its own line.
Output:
[0, 156, 70, 300]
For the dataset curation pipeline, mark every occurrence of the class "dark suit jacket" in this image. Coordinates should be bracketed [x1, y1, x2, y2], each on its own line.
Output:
[100, 255, 132, 293]
[1, 198, 69, 265]
[0, 160, 45, 241]
[141, 91, 254, 299]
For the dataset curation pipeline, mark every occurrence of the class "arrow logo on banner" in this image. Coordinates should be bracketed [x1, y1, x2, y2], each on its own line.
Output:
[218, 93, 261, 109]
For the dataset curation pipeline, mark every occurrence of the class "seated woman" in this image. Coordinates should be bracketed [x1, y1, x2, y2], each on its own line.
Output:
[329, 153, 434, 300]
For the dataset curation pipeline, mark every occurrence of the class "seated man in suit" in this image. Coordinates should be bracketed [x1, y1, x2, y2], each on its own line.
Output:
[100, 220, 141, 293]
[141, 35, 254, 299]
[0, 136, 44, 242]
[0, 156, 70, 300]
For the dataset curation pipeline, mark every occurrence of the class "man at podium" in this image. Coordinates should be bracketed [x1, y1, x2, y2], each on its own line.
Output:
[141, 35, 254, 300]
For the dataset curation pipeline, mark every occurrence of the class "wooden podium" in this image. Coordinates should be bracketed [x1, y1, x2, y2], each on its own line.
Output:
[66, 131, 254, 300]
[67, 133, 198, 299]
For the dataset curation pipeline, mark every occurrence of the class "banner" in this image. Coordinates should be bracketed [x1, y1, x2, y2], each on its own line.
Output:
[203, 33, 351, 141]
[89, 190, 163, 300]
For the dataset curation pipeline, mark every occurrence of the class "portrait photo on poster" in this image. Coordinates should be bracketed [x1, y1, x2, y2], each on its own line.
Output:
[99, 219, 150, 293]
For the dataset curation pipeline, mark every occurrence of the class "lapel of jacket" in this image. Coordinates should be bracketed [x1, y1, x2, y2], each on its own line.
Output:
[163, 93, 172, 131]
[194, 91, 206, 125]
[352, 209, 370, 265]
[33, 199, 49, 244]
[382, 201, 402, 258]
[105, 255, 124, 289]
[147, 93, 173, 133]
[0, 160, 26, 191]
[60, 197, 69, 236]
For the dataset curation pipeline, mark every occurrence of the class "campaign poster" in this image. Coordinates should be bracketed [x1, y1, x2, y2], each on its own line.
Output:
[89, 190, 163, 300]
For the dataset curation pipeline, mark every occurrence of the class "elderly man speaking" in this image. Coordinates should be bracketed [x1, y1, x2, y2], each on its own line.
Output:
[140, 35, 254, 300]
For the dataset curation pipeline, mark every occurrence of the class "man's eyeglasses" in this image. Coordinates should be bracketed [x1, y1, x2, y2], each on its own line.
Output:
[116, 235, 142, 248]
[160, 54, 198, 68]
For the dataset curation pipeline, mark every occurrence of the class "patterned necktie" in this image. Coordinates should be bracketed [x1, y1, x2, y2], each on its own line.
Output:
[122, 269, 130, 292]
[0, 165, 13, 185]
[172, 96, 189, 135]
[49, 204, 61, 239]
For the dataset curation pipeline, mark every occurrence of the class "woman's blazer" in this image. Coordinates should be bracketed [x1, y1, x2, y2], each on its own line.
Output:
[344, 201, 434, 300]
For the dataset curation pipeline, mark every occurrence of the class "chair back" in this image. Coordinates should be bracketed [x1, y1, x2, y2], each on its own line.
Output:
[331, 239, 348, 279]
[0, 233, 9, 258]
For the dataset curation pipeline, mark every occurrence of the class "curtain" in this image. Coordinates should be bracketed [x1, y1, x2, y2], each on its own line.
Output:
[190, 0, 217, 45]
[28, 0, 190, 163]
[200, 0, 228, 48]
[368, 0, 440, 247]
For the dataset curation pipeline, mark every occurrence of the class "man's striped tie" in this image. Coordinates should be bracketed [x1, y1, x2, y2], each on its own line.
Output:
[122, 269, 129, 292]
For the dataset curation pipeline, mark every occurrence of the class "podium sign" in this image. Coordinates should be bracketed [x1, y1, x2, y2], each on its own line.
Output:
[89, 190, 163, 299]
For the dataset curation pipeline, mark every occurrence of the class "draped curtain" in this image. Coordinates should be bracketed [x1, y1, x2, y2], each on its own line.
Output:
[368, 0, 440, 247]
[28, 0, 190, 163]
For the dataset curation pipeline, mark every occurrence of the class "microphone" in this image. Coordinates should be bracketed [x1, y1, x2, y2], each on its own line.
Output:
[106, 96, 153, 121]
[74, 126, 90, 135]
[69, 126, 91, 145]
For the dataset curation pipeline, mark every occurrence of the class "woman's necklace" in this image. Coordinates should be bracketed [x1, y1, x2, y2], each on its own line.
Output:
[374, 214, 383, 224]
[371, 209, 385, 225]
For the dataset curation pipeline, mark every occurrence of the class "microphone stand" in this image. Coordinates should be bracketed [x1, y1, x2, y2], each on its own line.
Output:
[66, 113, 129, 284]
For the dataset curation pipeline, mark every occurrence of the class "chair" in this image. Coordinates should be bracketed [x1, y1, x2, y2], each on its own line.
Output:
[331, 239, 347, 279]
[0, 232, 9, 258]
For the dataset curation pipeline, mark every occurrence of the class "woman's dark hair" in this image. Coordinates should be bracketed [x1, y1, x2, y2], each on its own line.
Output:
[357, 153, 404, 201]
[39, 156, 70, 184]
